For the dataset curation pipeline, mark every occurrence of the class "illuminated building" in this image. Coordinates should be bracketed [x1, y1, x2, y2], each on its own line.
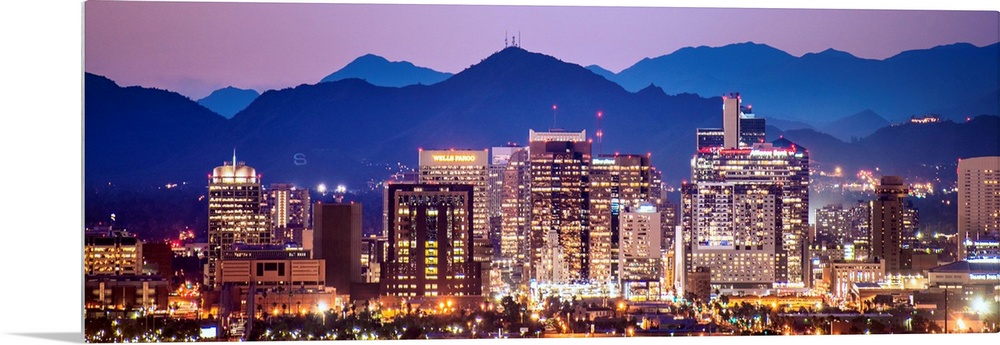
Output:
[215, 244, 332, 318]
[528, 129, 592, 283]
[871, 176, 908, 272]
[206, 156, 270, 288]
[590, 153, 652, 283]
[691, 139, 809, 285]
[216, 244, 324, 289]
[825, 260, 885, 299]
[361, 235, 388, 283]
[682, 182, 784, 294]
[696, 129, 724, 150]
[313, 202, 362, 300]
[84, 275, 169, 313]
[499, 146, 531, 290]
[382, 183, 481, 297]
[84, 228, 143, 276]
[816, 204, 850, 244]
[619, 203, 663, 300]
[958, 156, 1000, 259]
[261, 183, 310, 245]
[418, 149, 491, 263]
[738, 113, 766, 147]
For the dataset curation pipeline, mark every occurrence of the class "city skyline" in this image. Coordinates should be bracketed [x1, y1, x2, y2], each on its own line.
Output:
[84, 1, 999, 99]
[0, 1, 996, 343]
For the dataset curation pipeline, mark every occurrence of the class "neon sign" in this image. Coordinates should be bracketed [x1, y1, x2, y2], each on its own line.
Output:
[431, 155, 477, 163]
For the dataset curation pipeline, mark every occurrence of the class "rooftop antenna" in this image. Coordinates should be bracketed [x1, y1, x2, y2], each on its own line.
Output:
[519, 31, 521, 48]
[551, 104, 558, 129]
[512, 34, 517, 48]
[505, 30, 508, 47]
[596, 111, 604, 154]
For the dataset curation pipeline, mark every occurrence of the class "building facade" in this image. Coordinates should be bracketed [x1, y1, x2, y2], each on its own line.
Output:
[683, 182, 784, 293]
[261, 183, 311, 245]
[590, 154, 652, 283]
[206, 158, 270, 288]
[313, 202, 363, 299]
[382, 184, 481, 297]
[958, 156, 1000, 259]
[418, 149, 491, 263]
[619, 203, 663, 300]
[499, 146, 531, 291]
[870, 176, 908, 272]
[528, 129, 592, 283]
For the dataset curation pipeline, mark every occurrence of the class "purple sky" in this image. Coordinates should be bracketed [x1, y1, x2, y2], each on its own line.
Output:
[84, 2, 999, 99]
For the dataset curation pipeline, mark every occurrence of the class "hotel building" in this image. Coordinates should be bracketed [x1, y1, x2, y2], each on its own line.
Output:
[958, 156, 1000, 259]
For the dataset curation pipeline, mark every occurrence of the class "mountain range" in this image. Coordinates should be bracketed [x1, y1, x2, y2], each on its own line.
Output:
[85, 46, 1000, 191]
[319, 54, 453, 87]
[196, 86, 260, 119]
[599, 42, 998, 124]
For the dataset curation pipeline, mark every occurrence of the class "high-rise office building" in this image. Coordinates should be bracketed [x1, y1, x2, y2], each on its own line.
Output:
[696, 129, 725, 150]
[206, 157, 270, 288]
[870, 176, 908, 272]
[262, 183, 311, 245]
[958, 156, 1000, 259]
[590, 154, 652, 283]
[499, 146, 531, 290]
[313, 202, 363, 299]
[619, 203, 662, 300]
[382, 184, 481, 297]
[418, 149, 491, 263]
[683, 182, 784, 293]
[738, 114, 766, 147]
[528, 129, 592, 283]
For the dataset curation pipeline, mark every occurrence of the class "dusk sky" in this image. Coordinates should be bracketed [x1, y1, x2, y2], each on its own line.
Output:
[84, 1, 999, 99]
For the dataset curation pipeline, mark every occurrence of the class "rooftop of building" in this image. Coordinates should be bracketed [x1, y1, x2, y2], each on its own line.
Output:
[928, 259, 1000, 274]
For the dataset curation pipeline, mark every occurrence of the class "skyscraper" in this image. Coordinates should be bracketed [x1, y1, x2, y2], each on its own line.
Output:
[683, 182, 783, 293]
[619, 203, 662, 300]
[382, 184, 481, 297]
[418, 149, 491, 263]
[958, 156, 1000, 260]
[590, 154, 652, 283]
[691, 140, 809, 285]
[870, 176, 908, 272]
[261, 183, 311, 245]
[499, 146, 531, 290]
[528, 129, 592, 283]
[206, 157, 270, 288]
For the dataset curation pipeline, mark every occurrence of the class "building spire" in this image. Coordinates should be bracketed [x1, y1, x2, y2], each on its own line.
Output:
[232, 148, 237, 166]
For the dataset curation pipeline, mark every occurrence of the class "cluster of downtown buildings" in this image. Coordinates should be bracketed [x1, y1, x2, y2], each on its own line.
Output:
[84, 94, 1000, 336]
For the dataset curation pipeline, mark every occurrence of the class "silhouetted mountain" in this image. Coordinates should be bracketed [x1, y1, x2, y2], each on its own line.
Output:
[819, 109, 890, 142]
[585, 64, 616, 81]
[606, 42, 999, 123]
[774, 115, 1000, 182]
[320, 54, 453, 87]
[85, 73, 227, 185]
[226, 47, 722, 187]
[86, 47, 999, 195]
[196, 86, 260, 119]
[763, 117, 815, 131]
